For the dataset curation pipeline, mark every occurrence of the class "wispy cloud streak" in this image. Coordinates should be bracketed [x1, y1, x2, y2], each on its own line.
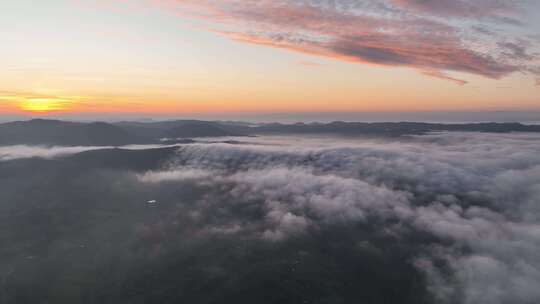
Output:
[149, 0, 540, 84]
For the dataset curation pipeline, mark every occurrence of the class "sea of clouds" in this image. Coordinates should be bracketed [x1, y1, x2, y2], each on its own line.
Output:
[2, 132, 539, 303]
[135, 133, 540, 304]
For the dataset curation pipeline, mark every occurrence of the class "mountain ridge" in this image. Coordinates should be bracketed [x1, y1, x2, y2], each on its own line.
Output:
[1, 119, 540, 146]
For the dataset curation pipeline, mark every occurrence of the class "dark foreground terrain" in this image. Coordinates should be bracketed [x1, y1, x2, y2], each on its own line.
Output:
[1, 128, 539, 304]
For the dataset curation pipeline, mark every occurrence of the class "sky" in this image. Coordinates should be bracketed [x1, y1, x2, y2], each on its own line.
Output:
[0, 0, 539, 120]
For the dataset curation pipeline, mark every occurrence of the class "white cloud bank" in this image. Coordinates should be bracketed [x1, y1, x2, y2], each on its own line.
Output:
[138, 132, 540, 304]
[0, 144, 179, 161]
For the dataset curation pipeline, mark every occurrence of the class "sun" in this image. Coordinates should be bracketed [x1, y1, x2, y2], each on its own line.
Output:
[19, 98, 70, 113]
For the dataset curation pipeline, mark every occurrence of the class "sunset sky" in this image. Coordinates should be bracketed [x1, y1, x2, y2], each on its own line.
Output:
[1, 0, 539, 118]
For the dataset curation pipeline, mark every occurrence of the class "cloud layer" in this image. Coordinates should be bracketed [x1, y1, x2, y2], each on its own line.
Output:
[159, 0, 540, 84]
[2, 132, 540, 303]
[0, 144, 179, 161]
[137, 133, 540, 303]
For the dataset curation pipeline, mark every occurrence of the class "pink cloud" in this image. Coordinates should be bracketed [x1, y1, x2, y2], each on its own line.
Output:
[144, 0, 539, 84]
[421, 70, 468, 86]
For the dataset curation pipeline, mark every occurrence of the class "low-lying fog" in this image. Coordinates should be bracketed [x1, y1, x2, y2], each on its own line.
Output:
[1, 132, 539, 304]
[0, 144, 183, 161]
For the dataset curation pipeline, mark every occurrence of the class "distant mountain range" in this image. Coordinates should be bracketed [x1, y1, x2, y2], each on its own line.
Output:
[252, 121, 540, 136]
[1, 119, 540, 146]
[115, 120, 246, 139]
[0, 119, 145, 146]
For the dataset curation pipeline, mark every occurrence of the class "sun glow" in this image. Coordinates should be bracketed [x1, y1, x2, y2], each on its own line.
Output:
[19, 98, 71, 112]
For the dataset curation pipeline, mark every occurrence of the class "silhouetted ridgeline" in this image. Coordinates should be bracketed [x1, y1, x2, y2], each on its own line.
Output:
[0, 119, 145, 146]
[1, 119, 540, 146]
[116, 120, 246, 139]
[251, 121, 540, 135]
